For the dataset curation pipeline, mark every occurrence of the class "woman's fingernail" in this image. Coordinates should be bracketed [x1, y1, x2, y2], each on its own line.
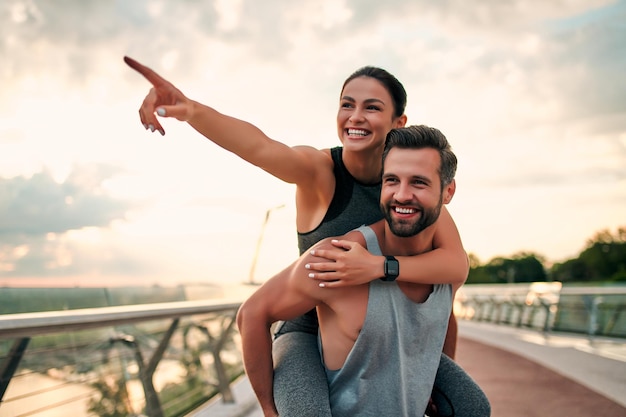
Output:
[158, 129, 165, 136]
[319, 283, 325, 288]
[331, 239, 338, 243]
[305, 264, 310, 269]
[148, 124, 155, 132]
[157, 108, 166, 116]
[308, 273, 315, 278]
[143, 124, 148, 130]
[310, 250, 316, 255]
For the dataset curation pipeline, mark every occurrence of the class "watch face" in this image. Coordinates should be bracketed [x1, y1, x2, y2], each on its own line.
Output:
[385, 257, 399, 281]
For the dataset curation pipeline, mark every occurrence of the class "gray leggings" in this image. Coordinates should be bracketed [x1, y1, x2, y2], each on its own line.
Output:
[272, 316, 491, 417]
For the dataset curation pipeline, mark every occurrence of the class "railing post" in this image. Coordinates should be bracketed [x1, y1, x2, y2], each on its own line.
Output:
[109, 318, 179, 417]
[540, 299, 554, 333]
[511, 296, 525, 327]
[133, 343, 163, 417]
[197, 310, 238, 403]
[0, 299, 243, 414]
[605, 304, 626, 336]
[586, 295, 603, 339]
[0, 337, 30, 402]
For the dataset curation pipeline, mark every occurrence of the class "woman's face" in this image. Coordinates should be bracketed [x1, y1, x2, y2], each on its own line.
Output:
[337, 76, 406, 152]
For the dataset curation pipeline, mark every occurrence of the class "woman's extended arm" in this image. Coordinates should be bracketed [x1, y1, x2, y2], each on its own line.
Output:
[124, 56, 329, 186]
[306, 206, 468, 287]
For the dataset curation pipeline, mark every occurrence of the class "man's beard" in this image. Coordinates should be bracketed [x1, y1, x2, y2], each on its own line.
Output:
[381, 197, 443, 238]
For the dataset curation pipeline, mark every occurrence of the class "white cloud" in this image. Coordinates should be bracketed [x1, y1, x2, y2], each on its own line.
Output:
[1, 0, 624, 285]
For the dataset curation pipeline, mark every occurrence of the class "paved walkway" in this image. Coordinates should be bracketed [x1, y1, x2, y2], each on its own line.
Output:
[457, 321, 626, 416]
[191, 321, 626, 416]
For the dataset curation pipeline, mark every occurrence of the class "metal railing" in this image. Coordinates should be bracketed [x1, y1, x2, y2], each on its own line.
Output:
[0, 299, 243, 417]
[2, 283, 624, 416]
[456, 283, 626, 338]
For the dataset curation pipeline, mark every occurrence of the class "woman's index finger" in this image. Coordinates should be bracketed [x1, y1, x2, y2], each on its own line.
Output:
[123, 56, 167, 87]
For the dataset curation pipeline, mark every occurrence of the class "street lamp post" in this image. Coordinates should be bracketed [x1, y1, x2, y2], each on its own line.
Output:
[247, 204, 285, 285]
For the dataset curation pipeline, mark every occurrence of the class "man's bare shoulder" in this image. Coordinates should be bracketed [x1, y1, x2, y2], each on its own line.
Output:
[309, 229, 368, 252]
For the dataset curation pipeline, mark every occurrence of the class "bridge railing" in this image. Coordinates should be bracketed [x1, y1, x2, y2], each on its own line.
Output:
[0, 299, 244, 417]
[2, 283, 625, 416]
[455, 283, 626, 338]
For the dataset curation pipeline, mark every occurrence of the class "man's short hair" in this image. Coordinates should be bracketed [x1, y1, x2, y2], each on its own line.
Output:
[382, 125, 457, 187]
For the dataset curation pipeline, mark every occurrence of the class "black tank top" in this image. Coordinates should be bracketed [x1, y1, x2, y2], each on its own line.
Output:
[297, 147, 383, 254]
[276, 147, 384, 334]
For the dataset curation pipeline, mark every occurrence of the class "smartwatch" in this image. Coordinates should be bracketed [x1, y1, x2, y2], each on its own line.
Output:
[382, 256, 399, 282]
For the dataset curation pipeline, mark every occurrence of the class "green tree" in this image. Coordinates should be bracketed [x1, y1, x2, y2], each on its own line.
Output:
[467, 226, 626, 284]
[467, 252, 547, 284]
[551, 227, 626, 283]
[508, 252, 547, 283]
[466, 253, 493, 283]
[551, 258, 590, 282]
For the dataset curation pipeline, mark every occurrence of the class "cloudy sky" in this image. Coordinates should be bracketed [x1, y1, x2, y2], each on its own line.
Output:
[1, 0, 624, 287]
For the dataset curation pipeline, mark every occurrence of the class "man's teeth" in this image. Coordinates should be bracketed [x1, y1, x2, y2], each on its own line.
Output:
[348, 129, 368, 136]
[395, 207, 416, 214]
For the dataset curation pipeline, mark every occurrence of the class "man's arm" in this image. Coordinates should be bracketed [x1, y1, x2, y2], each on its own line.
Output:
[236, 241, 333, 416]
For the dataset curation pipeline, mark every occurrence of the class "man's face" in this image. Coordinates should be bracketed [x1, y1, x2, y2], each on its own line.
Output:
[380, 147, 454, 237]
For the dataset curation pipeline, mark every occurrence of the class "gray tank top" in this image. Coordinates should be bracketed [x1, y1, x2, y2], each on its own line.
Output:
[321, 225, 453, 416]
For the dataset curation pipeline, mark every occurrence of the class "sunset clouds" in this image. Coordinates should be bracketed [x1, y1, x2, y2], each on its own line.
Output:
[1, 0, 624, 285]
